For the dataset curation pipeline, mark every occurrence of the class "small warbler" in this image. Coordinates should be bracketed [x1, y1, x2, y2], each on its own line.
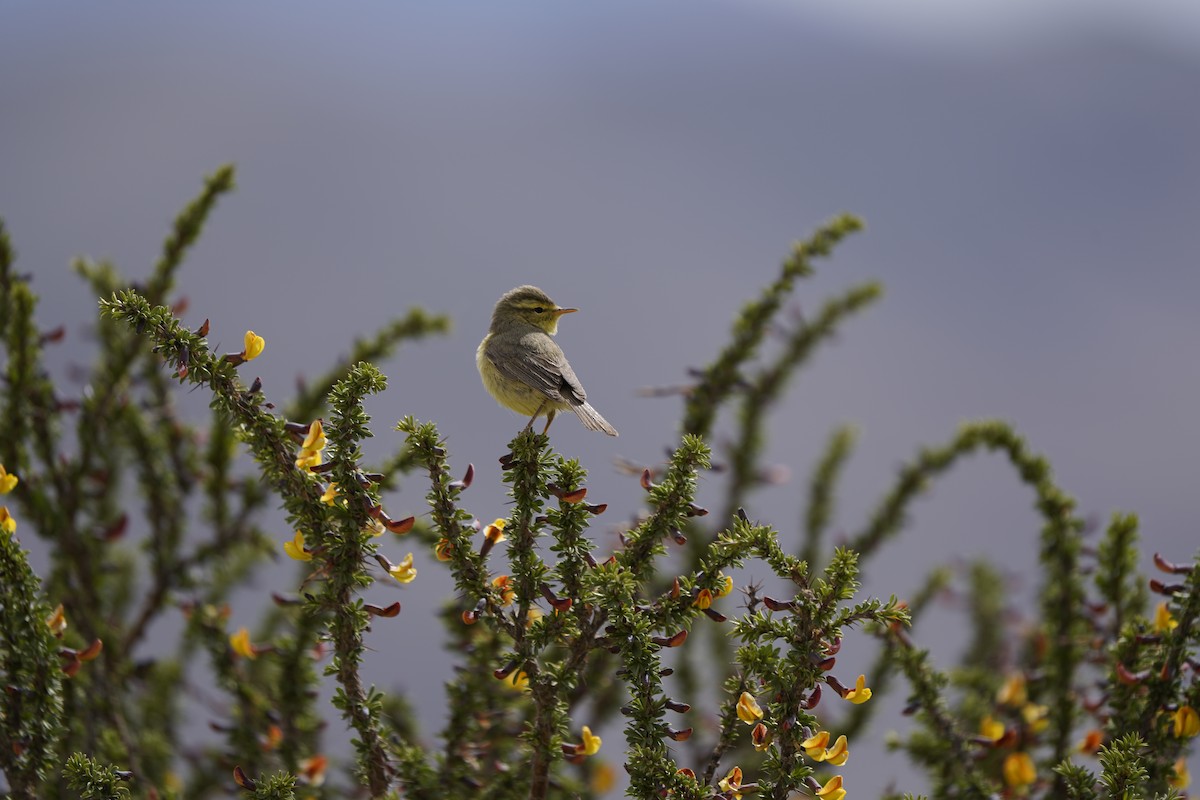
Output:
[477, 285, 618, 436]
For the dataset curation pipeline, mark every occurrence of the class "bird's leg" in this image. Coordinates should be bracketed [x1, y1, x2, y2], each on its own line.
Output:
[541, 409, 557, 434]
[524, 399, 549, 432]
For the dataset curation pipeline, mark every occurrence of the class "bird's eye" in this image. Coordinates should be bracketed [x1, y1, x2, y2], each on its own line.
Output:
[533, 307, 545, 313]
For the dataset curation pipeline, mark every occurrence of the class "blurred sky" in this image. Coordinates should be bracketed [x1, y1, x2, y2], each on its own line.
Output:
[3, 1, 1199, 796]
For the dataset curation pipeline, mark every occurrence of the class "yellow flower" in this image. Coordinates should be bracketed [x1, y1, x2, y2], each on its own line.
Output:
[816, 775, 846, 800]
[1003, 752, 1036, 788]
[295, 449, 322, 470]
[590, 761, 616, 793]
[736, 691, 763, 724]
[714, 574, 734, 598]
[483, 518, 507, 544]
[389, 553, 417, 584]
[801, 730, 848, 764]
[998, 673, 1027, 706]
[0, 506, 16, 535]
[242, 331, 265, 361]
[320, 483, 338, 505]
[301, 420, 326, 451]
[824, 734, 849, 767]
[492, 575, 516, 606]
[46, 604, 67, 636]
[365, 517, 385, 538]
[1169, 757, 1190, 789]
[980, 715, 1005, 742]
[435, 538, 454, 562]
[581, 725, 602, 756]
[295, 420, 326, 470]
[0, 465, 18, 494]
[844, 674, 872, 704]
[801, 730, 831, 760]
[1173, 705, 1200, 738]
[230, 627, 256, 659]
[1021, 703, 1049, 733]
[1153, 601, 1178, 633]
[718, 766, 743, 798]
[693, 588, 713, 610]
[283, 531, 312, 561]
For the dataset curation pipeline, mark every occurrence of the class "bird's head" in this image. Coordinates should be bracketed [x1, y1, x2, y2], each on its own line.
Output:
[490, 285, 577, 335]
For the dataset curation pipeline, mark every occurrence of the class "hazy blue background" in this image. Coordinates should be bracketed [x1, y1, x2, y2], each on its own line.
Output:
[3, 1, 1199, 795]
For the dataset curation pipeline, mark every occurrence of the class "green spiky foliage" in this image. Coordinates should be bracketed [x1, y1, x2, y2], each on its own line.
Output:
[0, 170, 1196, 800]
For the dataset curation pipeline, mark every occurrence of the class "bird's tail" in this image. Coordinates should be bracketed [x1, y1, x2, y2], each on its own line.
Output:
[572, 402, 618, 436]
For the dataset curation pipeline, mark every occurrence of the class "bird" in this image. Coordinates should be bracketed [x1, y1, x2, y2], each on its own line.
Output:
[477, 285, 618, 436]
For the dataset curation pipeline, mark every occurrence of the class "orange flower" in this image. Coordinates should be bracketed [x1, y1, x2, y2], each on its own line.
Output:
[718, 766, 743, 798]
[298, 754, 327, 786]
[435, 538, 454, 562]
[483, 518, 507, 544]
[46, 604, 67, 636]
[751, 722, 771, 752]
[1077, 729, 1103, 754]
[693, 589, 713, 610]
[492, 575, 516, 606]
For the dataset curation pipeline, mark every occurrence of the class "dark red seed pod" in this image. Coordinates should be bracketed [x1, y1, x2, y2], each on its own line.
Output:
[233, 766, 257, 791]
[762, 596, 794, 612]
[640, 469, 654, 491]
[1115, 662, 1149, 685]
[652, 630, 688, 648]
[561, 487, 588, 504]
[385, 515, 415, 535]
[1153, 552, 1192, 575]
[365, 602, 401, 618]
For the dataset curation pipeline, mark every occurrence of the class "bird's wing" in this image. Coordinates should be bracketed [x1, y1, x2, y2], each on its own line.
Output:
[486, 332, 588, 406]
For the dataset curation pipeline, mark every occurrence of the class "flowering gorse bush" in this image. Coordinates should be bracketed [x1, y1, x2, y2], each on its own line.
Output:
[0, 167, 1196, 800]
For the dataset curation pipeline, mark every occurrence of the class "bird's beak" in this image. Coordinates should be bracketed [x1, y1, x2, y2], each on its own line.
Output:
[554, 307, 578, 316]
